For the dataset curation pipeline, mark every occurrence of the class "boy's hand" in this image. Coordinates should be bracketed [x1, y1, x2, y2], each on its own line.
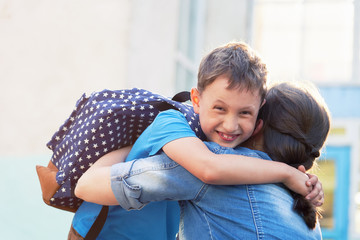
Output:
[298, 165, 324, 207]
[283, 167, 312, 197]
[305, 173, 324, 206]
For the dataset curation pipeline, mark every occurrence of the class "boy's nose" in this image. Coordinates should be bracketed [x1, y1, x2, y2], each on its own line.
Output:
[222, 116, 239, 133]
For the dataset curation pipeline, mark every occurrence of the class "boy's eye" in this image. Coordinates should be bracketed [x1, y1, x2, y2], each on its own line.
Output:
[240, 111, 252, 115]
[214, 106, 225, 111]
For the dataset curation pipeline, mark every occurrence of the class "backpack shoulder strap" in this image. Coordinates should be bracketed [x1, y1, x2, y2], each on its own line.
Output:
[171, 91, 190, 102]
[150, 91, 191, 112]
[84, 206, 109, 240]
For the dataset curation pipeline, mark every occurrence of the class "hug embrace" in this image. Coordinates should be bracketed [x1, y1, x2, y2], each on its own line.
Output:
[52, 41, 329, 240]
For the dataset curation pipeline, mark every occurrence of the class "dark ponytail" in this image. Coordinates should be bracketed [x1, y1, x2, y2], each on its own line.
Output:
[291, 192, 319, 229]
[259, 82, 330, 229]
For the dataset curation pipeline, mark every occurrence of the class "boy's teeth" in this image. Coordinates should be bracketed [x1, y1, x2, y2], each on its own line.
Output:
[220, 133, 235, 140]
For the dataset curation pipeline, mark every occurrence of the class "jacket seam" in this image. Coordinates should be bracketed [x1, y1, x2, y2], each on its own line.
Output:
[247, 185, 264, 240]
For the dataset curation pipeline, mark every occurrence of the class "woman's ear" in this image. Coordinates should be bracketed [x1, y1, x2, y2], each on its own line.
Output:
[191, 88, 200, 113]
[260, 99, 266, 108]
[251, 119, 263, 137]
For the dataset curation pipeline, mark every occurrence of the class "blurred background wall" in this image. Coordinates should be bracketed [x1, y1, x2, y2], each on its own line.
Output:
[1, 0, 359, 239]
[0, 0, 180, 157]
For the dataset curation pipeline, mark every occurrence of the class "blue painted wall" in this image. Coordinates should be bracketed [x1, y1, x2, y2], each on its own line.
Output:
[318, 85, 359, 240]
[319, 86, 360, 118]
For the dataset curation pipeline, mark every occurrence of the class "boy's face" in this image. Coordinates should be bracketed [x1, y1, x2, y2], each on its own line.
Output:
[192, 75, 263, 148]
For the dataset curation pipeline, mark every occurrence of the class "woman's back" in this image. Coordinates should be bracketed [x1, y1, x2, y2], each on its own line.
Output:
[179, 145, 322, 240]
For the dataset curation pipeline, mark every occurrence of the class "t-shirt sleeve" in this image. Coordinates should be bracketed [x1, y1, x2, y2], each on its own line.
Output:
[148, 110, 197, 155]
[128, 110, 197, 159]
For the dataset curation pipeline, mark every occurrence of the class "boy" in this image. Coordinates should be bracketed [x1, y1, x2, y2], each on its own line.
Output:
[72, 42, 322, 239]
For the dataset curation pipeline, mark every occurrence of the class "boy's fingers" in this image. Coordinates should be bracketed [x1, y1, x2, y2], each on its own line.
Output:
[315, 193, 325, 206]
[306, 173, 318, 187]
[305, 177, 324, 206]
[305, 186, 319, 200]
[308, 189, 324, 206]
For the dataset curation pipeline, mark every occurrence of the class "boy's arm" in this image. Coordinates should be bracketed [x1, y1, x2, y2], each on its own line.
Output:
[75, 146, 132, 205]
[163, 137, 312, 197]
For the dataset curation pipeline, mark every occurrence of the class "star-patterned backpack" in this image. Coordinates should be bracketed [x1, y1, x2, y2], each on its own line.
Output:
[36, 88, 205, 212]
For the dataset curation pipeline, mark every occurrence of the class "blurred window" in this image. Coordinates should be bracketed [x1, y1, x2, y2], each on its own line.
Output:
[252, 0, 358, 84]
[175, 0, 205, 91]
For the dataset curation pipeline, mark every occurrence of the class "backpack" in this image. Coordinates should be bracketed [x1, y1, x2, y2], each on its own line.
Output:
[36, 88, 205, 213]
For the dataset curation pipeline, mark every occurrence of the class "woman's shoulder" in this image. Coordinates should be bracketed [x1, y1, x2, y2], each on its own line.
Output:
[233, 146, 272, 160]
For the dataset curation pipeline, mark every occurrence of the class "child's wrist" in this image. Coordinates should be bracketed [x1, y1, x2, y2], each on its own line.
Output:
[281, 164, 295, 184]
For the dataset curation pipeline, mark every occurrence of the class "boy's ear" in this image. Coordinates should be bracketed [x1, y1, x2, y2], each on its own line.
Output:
[191, 88, 200, 113]
[251, 119, 263, 137]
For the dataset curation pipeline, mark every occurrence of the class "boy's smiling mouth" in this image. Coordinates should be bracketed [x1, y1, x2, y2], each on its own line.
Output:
[217, 131, 240, 142]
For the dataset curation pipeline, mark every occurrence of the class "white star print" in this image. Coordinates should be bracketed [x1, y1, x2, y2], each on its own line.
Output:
[47, 88, 203, 208]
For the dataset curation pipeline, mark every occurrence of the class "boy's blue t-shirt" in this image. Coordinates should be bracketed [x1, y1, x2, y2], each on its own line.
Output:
[72, 110, 197, 239]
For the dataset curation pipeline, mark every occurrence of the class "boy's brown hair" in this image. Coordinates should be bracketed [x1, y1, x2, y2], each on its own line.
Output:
[197, 42, 268, 102]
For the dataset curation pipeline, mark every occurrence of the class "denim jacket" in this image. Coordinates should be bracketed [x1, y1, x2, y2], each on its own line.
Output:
[111, 142, 322, 240]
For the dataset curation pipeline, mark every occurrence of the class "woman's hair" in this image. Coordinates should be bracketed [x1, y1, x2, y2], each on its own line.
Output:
[258, 81, 331, 229]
